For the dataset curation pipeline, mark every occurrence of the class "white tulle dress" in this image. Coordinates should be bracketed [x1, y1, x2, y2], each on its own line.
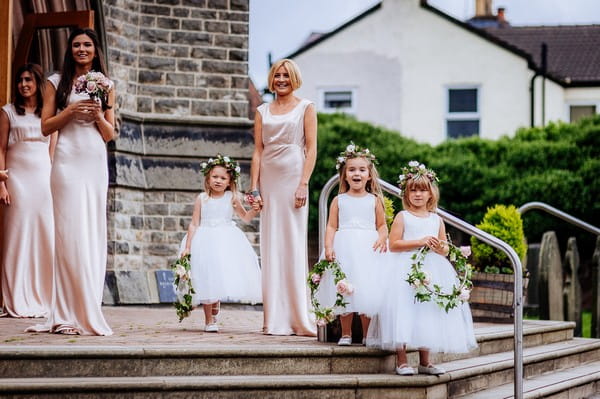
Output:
[180, 191, 261, 305]
[369, 211, 477, 353]
[316, 193, 385, 317]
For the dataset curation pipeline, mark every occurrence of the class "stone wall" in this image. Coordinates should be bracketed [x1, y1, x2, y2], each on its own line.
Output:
[101, 0, 254, 304]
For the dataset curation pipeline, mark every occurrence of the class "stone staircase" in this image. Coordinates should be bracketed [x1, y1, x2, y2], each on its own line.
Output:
[0, 320, 599, 398]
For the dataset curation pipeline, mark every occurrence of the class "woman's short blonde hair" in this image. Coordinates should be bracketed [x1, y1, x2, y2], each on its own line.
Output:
[267, 59, 302, 93]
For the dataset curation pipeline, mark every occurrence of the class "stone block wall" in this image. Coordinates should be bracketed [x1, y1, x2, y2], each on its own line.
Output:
[103, 0, 249, 119]
[100, 0, 254, 304]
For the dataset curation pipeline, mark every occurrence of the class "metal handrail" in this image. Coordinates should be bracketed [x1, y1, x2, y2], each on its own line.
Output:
[318, 175, 524, 399]
[518, 201, 600, 236]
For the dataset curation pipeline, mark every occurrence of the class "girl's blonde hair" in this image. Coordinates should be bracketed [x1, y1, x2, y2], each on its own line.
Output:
[267, 59, 302, 93]
[203, 165, 239, 206]
[401, 176, 440, 212]
[338, 156, 385, 208]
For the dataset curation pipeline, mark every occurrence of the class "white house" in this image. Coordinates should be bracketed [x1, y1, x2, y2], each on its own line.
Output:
[287, 0, 600, 144]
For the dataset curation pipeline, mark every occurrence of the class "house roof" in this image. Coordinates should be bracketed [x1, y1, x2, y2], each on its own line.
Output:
[482, 25, 600, 86]
[286, 0, 600, 88]
[286, 2, 382, 59]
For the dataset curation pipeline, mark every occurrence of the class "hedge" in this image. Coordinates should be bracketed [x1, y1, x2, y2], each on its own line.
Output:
[311, 113, 599, 250]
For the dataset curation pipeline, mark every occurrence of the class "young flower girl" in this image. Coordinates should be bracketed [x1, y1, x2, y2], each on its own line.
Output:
[180, 155, 262, 332]
[372, 161, 477, 375]
[318, 143, 388, 346]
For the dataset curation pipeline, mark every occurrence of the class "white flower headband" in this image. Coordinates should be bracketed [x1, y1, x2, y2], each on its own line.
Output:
[335, 142, 377, 170]
[397, 160, 439, 194]
[200, 154, 241, 180]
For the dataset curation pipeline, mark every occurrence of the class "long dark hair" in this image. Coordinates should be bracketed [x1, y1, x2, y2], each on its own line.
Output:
[56, 28, 110, 111]
[13, 63, 44, 117]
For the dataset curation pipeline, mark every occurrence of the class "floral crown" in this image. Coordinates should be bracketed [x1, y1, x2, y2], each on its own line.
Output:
[335, 142, 377, 170]
[397, 160, 439, 194]
[200, 154, 241, 180]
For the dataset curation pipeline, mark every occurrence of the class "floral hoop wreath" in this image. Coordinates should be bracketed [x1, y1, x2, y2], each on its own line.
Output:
[405, 236, 473, 312]
[397, 160, 439, 195]
[172, 254, 195, 322]
[200, 154, 241, 180]
[307, 259, 354, 325]
[335, 142, 377, 170]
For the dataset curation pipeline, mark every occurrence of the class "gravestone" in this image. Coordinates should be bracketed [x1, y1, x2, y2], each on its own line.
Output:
[155, 270, 177, 304]
[563, 237, 582, 336]
[525, 243, 541, 315]
[592, 236, 600, 338]
[538, 231, 564, 321]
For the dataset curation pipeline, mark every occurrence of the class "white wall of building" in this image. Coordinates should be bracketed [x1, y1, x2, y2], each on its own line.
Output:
[293, 0, 564, 144]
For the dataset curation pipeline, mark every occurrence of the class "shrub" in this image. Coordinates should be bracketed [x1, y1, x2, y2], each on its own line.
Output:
[470, 205, 527, 274]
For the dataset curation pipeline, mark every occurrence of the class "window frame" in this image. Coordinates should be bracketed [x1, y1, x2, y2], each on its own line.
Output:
[566, 101, 599, 123]
[445, 85, 480, 139]
[317, 87, 357, 115]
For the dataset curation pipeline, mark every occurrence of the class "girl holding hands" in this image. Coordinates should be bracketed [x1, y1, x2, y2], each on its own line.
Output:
[181, 155, 262, 332]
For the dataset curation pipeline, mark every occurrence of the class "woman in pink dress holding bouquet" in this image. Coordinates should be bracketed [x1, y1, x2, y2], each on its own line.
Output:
[28, 28, 115, 335]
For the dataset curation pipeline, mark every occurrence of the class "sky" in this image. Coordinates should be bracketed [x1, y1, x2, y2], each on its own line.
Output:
[249, 0, 600, 90]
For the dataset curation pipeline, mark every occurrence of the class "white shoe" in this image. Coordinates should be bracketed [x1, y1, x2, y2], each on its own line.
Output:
[204, 323, 219, 333]
[396, 365, 416, 375]
[418, 364, 445, 375]
[337, 336, 352, 346]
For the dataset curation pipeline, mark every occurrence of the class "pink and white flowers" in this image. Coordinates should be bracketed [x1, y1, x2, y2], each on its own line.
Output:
[335, 279, 354, 296]
[74, 71, 113, 103]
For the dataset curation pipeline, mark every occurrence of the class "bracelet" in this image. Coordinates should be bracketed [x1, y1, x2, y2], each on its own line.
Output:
[251, 190, 260, 197]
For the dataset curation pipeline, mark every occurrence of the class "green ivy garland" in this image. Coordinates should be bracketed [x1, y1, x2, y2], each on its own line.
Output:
[405, 236, 473, 313]
[171, 254, 195, 322]
[307, 259, 352, 325]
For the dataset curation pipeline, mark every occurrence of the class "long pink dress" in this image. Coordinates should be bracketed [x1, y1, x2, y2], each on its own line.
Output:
[28, 74, 112, 335]
[257, 99, 316, 336]
[0, 104, 54, 317]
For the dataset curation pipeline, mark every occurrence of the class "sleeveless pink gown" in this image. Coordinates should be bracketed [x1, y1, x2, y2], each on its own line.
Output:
[257, 99, 316, 336]
[0, 104, 54, 317]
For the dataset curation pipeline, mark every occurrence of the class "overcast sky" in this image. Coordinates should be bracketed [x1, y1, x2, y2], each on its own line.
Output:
[249, 0, 600, 90]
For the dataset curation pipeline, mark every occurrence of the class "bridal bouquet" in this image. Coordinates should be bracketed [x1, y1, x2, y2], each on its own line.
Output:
[74, 71, 113, 103]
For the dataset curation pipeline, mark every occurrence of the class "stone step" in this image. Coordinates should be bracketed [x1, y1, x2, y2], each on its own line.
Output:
[1, 339, 598, 399]
[0, 321, 576, 379]
[0, 320, 577, 379]
[458, 360, 600, 399]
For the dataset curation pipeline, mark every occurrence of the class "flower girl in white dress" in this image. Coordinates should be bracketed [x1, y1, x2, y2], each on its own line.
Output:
[319, 144, 388, 346]
[180, 155, 262, 332]
[372, 161, 477, 375]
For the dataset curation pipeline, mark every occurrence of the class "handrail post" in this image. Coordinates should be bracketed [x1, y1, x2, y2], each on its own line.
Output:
[318, 175, 524, 399]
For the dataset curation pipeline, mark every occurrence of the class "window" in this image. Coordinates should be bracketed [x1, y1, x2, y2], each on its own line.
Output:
[318, 88, 356, 114]
[446, 87, 479, 139]
[569, 105, 596, 123]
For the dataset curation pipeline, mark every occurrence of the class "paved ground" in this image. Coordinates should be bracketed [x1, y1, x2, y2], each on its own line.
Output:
[0, 304, 514, 347]
[0, 305, 316, 347]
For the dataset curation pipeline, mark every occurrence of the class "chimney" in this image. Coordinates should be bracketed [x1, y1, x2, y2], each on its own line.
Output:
[475, 0, 493, 16]
[497, 7, 509, 27]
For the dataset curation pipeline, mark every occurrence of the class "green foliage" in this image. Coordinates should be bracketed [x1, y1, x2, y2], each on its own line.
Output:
[470, 205, 527, 273]
[310, 113, 599, 252]
[383, 196, 395, 230]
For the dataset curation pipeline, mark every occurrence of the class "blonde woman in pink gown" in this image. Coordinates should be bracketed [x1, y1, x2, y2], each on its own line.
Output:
[250, 59, 317, 336]
[27, 28, 115, 335]
[0, 63, 56, 318]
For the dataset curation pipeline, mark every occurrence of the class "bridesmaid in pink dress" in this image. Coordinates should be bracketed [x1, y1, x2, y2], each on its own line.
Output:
[0, 63, 56, 318]
[250, 59, 317, 336]
[28, 28, 115, 335]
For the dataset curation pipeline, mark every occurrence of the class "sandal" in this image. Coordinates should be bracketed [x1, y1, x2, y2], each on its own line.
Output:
[418, 364, 445, 375]
[396, 364, 416, 375]
[57, 327, 80, 335]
